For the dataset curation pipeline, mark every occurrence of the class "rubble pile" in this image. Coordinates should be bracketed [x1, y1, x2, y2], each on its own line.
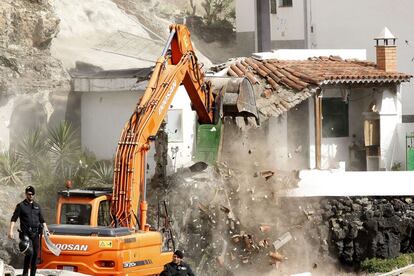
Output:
[319, 197, 414, 264]
[148, 163, 340, 275]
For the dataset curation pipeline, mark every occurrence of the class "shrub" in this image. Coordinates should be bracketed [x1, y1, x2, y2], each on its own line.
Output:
[361, 254, 414, 273]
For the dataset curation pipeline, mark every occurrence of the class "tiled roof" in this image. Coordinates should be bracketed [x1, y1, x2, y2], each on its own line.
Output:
[225, 55, 412, 122]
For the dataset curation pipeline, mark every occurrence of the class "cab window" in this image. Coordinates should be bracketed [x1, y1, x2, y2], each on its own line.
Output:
[98, 200, 111, 226]
[60, 204, 92, 225]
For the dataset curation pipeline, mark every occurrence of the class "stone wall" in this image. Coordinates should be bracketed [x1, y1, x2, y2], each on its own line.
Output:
[280, 196, 414, 266]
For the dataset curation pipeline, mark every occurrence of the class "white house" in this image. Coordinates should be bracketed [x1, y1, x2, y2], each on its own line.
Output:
[72, 67, 197, 178]
[221, 33, 411, 171]
[235, 0, 414, 169]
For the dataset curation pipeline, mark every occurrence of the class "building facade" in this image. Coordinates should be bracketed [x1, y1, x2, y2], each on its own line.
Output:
[235, 0, 414, 119]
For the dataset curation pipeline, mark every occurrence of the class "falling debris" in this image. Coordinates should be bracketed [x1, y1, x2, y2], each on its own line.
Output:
[273, 232, 293, 251]
[269, 251, 287, 263]
[146, 162, 328, 275]
[260, 170, 275, 180]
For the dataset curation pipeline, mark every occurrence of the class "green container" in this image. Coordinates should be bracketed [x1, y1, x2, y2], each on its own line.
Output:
[407, 133, 414, 171]
[194, 120, 222, 164]
[408, 148, 414, 171]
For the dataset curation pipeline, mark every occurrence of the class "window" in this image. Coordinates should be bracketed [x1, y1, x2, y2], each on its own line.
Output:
[60, 204, 91, 225]
[98, 200, 111, 226]
[166, 109, 183, 142]
[322, 98, 349, 138]
[279, 0, 293, 7]
[270, 0, 277, 14]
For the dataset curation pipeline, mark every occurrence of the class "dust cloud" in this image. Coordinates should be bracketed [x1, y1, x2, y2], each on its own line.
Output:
[148, 119, 360, 276]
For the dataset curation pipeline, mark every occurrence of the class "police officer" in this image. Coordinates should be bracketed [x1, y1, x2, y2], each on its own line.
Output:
[161, 250, 195, 276]
[8, 186, 49, 276]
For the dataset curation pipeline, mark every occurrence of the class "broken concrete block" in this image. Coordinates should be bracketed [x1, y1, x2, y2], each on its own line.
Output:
[273, 232, 292, 251]
[260, 170, 275, 180]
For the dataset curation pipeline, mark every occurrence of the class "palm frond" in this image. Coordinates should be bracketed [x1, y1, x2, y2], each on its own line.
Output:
[47, 121, 81, 174]
[16, 128, 48, 172]
[91, 160, 114, 186]
[0, 150, 25, 186]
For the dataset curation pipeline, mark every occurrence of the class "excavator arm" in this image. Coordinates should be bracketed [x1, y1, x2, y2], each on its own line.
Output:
[111, 24, 216, 229]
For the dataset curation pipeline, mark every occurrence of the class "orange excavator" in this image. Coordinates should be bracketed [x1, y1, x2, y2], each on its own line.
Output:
[39, 24, 257, 275]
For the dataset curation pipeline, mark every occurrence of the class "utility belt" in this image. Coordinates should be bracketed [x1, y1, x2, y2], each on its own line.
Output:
[19, 226, 41, 240]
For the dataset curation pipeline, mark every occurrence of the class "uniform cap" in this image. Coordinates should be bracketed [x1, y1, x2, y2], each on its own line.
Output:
[174, 250, 184, 259]
[25, 186, 35, 195]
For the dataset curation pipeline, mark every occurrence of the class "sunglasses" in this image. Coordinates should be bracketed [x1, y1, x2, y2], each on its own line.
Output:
[26, 193, 34, 196]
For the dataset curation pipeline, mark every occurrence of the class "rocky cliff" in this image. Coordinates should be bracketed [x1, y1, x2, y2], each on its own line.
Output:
[0, 0, 71, 149]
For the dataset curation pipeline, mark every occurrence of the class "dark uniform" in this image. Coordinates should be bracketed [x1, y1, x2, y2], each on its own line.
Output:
[160, 261, 195, 276]
[11, 198, 45, 276]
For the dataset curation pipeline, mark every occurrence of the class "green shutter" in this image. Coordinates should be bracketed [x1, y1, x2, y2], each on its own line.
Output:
[194, 120, 222, 164]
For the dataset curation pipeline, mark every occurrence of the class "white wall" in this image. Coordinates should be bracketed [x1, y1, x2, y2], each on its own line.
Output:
[269, 49, 366, 60]
[235, 0, 256, 32]
[80, 86, 196, 175]
[270, 0, 304, 41]
[379, 86, 400, 170]
[81, 91, 143, 160]
[166, 86, 197, 173]
[288, 170, 414, 197]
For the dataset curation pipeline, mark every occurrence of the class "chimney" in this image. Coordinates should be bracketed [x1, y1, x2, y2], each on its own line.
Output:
[375, 27, 397, 72]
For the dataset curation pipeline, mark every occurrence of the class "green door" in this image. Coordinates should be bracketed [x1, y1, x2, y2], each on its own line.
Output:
[194, 120, 222, 164]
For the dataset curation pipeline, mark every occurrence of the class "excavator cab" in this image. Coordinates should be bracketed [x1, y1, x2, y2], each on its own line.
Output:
[55, 189, 112, 227]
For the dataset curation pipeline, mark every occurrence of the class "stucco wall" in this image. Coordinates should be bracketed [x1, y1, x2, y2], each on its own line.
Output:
[270, 0, 304, 41]
[235, 0, 256, 33]
[80, 91, 143, 160]
[80, 85, 196, 176]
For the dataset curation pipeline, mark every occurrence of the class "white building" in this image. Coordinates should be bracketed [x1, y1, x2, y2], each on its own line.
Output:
[73, 68, 197, 177]
[235, 0, 414, 169]
[221, 37, 411, 171]
[236, 0, 414, 118]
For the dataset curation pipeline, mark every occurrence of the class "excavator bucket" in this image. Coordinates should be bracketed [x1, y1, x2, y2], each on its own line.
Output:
[207, 77, 259, 123]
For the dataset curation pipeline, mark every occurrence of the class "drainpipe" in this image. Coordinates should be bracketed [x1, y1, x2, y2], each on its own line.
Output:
[314, 90, 322, 169]
[303, 0, 309, 48]
[256, 0, 271, 52]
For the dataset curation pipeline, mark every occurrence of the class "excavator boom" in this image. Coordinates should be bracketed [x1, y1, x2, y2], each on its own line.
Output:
[111, 24, 216, 230]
